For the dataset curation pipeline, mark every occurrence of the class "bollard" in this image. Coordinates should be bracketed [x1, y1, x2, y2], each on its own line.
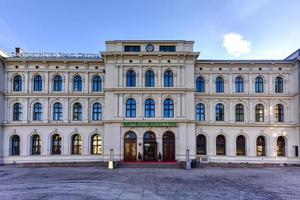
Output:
[108, 149, 114, 170]
[185, 149, 191, 170]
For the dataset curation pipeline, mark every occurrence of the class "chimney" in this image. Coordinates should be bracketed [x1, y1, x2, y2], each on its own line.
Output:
[15, 47, 25, 57]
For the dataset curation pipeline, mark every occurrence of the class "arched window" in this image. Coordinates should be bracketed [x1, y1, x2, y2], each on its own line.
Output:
[255, 76, 264, 93]
[145, 98, 155, 118]
[13, 103, 22, 121]
[275, 77, 283, 93]
[215, 103, 224, 121]
[236, 135, 246, 156]
[31, 134, 41, 155]
[53, 102, 63, 121]
[145, 70, 155, 87]
[235, 104, 244, 122]
[277, 136, 285, 156]
[215, 76, 224, 93]
[144, 131, 156, 140]
[255, 104, 264, 122]
[164, 70, 173, 87]
[13, 75, 22, 91]
[91, 134, 102, 155]
[73, 75, 82, 92]
[11, 135, 20, 156]
[33, 102, 42, 121]
[275, 104, 284, 122]
[51, 134, 61, 155]
[196, 103, 205, 121]
[164, 98, 174, 118]
[71, 134, 82, 155]
[33, 75, 42, 91]
[53, 75, 63, 91]
[196, 77, 205, 92]
[92, 103, 102, 121]
[126, 70, 136, 87]
[216, 135, 226, 155]
[235, 76, 244, 93]
[256, 136, 266, 156]
[73, 103, 82, 121]
[196, 134, 206, 155]
[93, 76, 102, 92]
[126, 98, 136, 118]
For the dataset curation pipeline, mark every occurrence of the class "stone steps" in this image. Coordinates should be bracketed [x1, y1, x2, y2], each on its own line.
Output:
[117, 161, 182, 169]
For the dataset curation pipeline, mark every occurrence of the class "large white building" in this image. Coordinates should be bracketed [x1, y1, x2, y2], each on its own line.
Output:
[0, 40, 299, 165]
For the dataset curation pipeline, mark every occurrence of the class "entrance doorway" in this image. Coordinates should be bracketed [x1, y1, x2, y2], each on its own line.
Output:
[143, 131, 157, 161]
[163, 131, 175, 161]
[124, 132, 137, 161]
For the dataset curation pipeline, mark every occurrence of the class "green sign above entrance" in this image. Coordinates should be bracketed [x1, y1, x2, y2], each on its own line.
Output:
[123, 122, 177, 127]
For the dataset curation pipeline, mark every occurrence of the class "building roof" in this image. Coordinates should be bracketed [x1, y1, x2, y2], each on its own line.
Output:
[284, 49, 300, 60]
[196, 59, 294, 64]
[105, 40, 194, 44]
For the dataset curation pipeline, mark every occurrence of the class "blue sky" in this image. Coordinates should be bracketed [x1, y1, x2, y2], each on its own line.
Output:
[0, 0, 299, 59]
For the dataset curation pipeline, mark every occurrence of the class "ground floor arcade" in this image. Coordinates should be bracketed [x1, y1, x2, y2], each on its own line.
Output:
[0, 123, 299, 164]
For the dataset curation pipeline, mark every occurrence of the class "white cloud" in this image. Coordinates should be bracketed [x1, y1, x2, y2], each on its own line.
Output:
[222, 33, 251, 57]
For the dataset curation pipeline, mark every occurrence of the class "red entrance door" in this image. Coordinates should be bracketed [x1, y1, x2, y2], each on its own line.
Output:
[163, 132, 175, 161]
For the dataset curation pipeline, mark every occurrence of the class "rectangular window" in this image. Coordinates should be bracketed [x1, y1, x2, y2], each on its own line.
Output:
[159, 45, 176, 52]
[124, 45, 141, 52]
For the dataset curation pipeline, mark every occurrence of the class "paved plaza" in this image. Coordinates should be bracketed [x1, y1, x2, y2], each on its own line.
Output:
[0, 166, 299, 200]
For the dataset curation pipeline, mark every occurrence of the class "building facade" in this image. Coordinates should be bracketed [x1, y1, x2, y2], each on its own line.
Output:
[0, 40, 299, 165]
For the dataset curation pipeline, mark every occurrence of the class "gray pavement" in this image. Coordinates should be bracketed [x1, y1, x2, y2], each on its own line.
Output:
[0, 166, 299, 200]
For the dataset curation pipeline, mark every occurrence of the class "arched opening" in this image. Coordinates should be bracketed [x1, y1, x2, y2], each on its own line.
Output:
[92, 75, 102, 92]
[126, 70, 136, 87]
[11, 135, 20, 156]
[71, 134, 82, 155]
[13, 75, 22, 91]
[91, 134, 102, 155]
[73, 75, 82, 92]
[236, 135, 246, 156]
[33, 75, 43, 91]
[277, 136, 286, 157]
[215, 76, 224, 93]
[163, 131, 175, 161]
[196, 134, 206, 155]
[216, 135, 226, 155]
[31, 134, 41, 155]
[275, 104, 284, 122]
[143, 131, 157, 161]
[256, 136, 266, 156]
[255, 76, 264, 93]
[53, 75, 63, 91]
[164, 70, 173, 87]
[275, 77, 283, 93]
[124, 132, 137, 161]
[51, 134, 61, 155]
[145, 70, 155, 87]
[196, 76, 205, 92]
[235, 76, 244, 93]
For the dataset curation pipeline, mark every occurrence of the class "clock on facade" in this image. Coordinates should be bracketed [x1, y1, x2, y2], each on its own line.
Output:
[145, 44, 154, 52]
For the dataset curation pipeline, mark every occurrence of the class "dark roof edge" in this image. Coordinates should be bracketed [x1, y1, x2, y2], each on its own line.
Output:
[196, 59, 294, 64]
[284, 49, 300, 60]
[5, 57, 104, 62]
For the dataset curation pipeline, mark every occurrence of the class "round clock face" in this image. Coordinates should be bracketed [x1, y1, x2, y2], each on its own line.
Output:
[146, 44, 154, 52]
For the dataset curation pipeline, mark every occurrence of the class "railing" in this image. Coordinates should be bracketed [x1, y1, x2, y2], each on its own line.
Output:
[11, 52, 101, 59]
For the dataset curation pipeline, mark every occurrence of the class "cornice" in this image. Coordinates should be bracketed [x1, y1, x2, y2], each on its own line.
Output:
[105, 87, 194, 93]
[195, 93, 296, 98]
[101, 51, 200, 57]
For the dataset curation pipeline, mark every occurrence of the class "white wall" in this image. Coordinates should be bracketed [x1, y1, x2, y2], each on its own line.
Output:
[0, 59, 5, 164]
[1, 41, 299, 164]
